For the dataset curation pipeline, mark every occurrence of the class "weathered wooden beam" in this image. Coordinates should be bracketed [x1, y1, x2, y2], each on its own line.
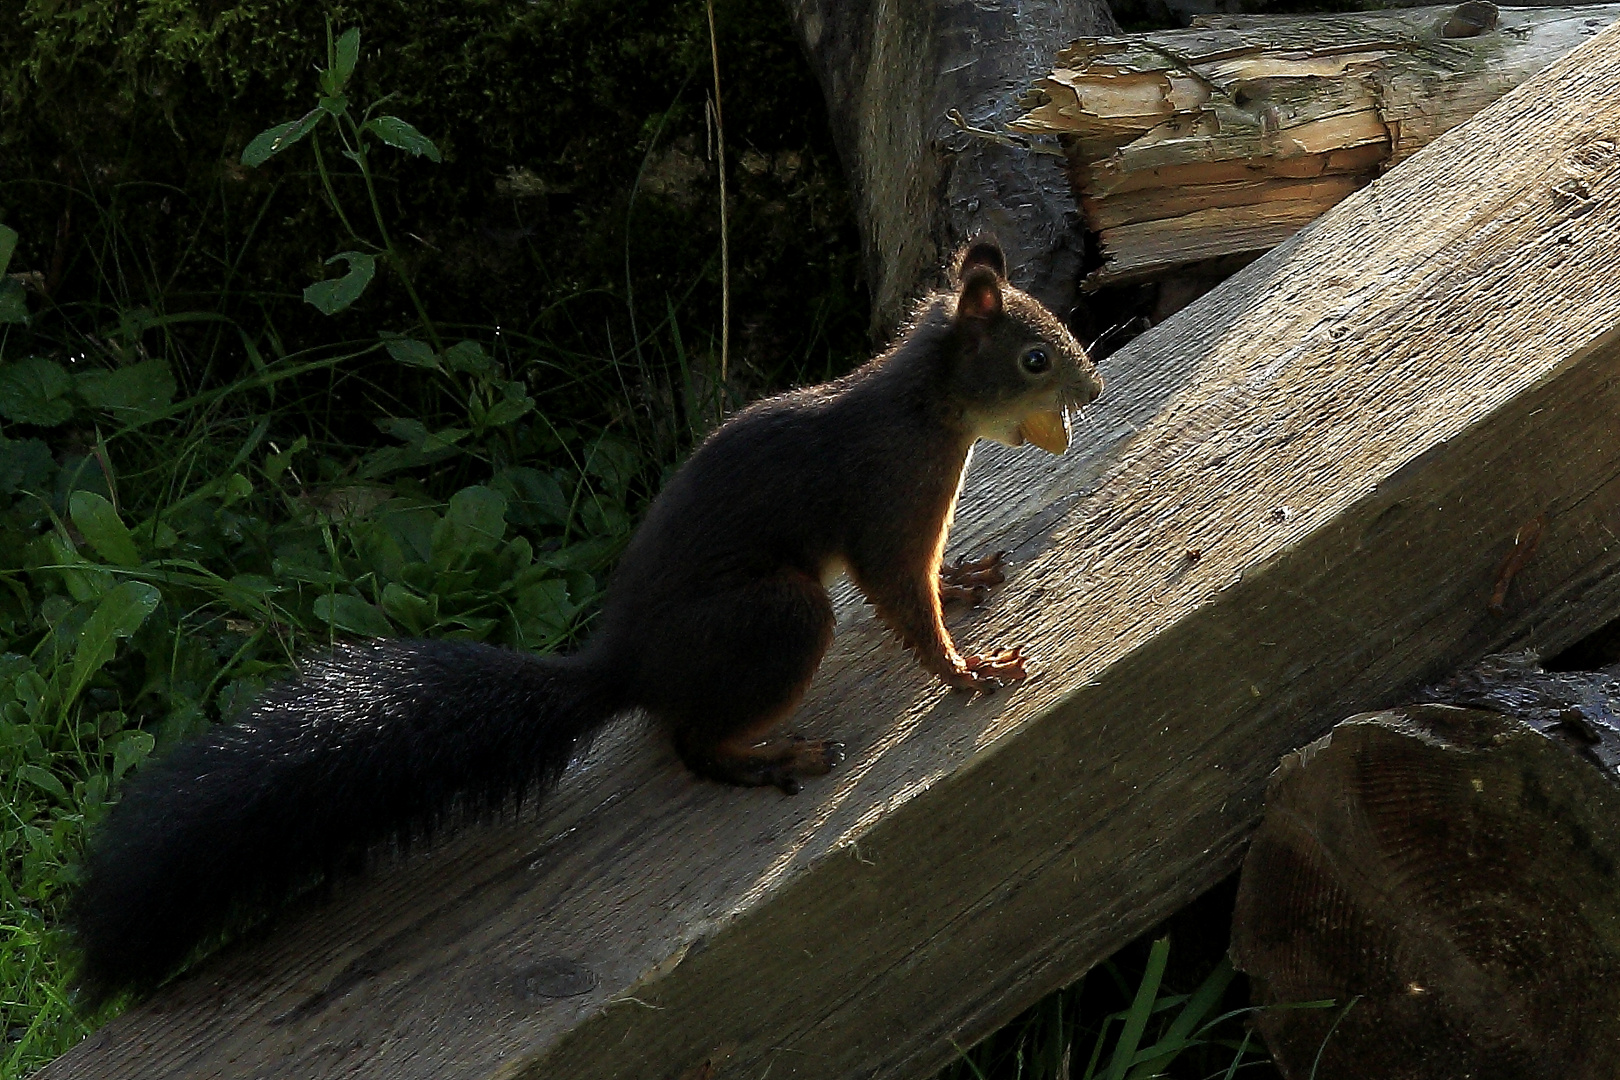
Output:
[43, 20, 1620, 1080]
[1012, 3, 1620, 287]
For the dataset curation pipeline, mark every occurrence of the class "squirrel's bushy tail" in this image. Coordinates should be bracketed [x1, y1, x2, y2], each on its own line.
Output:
[69, 638, 625, 999]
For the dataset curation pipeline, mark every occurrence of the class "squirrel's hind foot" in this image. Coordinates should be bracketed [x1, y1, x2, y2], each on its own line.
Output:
[940, 550, 1009, 606]
[694, 734, 845, 795]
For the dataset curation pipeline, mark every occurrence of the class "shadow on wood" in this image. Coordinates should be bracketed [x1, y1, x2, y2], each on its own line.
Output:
[42, 18, 1620, 1080]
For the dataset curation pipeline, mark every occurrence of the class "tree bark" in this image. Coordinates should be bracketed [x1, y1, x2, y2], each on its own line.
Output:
[1231, 655, 1620, 1079]
[782, 0, 1118, 335]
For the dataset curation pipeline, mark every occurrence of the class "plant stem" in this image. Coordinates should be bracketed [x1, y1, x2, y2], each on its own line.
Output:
[705, 0, 730, 387]
[347, 116, 444, 353]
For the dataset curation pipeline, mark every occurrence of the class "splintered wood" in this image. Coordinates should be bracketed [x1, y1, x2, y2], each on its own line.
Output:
[1012, 3, 1620, 286]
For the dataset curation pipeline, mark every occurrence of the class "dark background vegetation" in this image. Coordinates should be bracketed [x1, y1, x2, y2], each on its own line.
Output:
[0, 0, 1278, 1075]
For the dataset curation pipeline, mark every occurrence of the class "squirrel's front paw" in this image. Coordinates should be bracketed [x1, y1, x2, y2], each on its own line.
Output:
[943, 647, 1029, 692]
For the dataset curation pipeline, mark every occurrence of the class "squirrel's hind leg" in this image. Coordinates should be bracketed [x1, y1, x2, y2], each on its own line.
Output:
[641, 575, 841, 795]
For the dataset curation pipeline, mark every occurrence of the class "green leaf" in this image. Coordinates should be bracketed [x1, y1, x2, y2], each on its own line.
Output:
[0, 277, 28, 325]
[221, 472, 253, 505]
[318, 94, 349, 117]
[0, 357, 72, 426]
[19, 764, 67, 802]
[0, 435, 54, 495]
[434, 485, 507, 564]
[264, 435, 308, 483]
[0, 224, 17, 276]
[69, 491, 139, 567]
[364, 116, 443, 162]
[241, 109, 322, 167]
[303, 251, 376, 315]
[313, 593, 393, 637]
[108, 729, 154, 782]
[483, 383, 534, 428]
[379, 582, 434, 634]
[65, 581, 160, 712]
[331, 27, 361, 91]
[443, 340, 496, 378]
[491, 466, 570, 529]
[584, 432, 641, 498]
[383, 336, 440, 369]
[75, 359, 178, 425]
[515, 577, 576, 634]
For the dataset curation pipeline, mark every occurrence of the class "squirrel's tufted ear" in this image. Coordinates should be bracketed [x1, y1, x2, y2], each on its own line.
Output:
[956, 265, 1004, 322]
[954, 239, 1007, 283]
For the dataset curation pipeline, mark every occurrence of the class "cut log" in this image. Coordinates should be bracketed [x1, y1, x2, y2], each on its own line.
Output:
[39, 18, 1620, 1080]
[1229, 657, 1620, 1080]
[783, 0, 1117, 333]
[1012, 3, 1620, 287]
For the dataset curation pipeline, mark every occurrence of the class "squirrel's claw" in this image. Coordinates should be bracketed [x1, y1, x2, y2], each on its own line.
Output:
[944, 647, 1029, 692]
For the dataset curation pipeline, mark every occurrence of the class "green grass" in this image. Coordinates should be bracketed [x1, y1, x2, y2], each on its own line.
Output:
[938, 881, 1304, 1080]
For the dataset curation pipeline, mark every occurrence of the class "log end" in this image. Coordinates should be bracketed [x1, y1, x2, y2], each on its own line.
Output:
[1232, 704, 1620, 1079]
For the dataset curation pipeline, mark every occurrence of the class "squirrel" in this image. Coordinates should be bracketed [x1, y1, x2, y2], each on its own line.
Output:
[68, 239, 1102, 999]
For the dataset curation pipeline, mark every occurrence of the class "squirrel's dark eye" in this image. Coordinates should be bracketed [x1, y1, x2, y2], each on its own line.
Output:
[1020, 347, 1051, 375]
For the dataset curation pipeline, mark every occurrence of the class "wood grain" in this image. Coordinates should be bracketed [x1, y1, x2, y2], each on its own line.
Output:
[43, 20, 1620, 1080]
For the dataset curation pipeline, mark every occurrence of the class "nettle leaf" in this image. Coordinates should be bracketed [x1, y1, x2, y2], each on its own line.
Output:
[76, 359, 178, 425]
[331, 27, 361, 91]
[0, 223, 17, 276]
[65, 580, 160, 710]
[69, 491, 140, 567]
[242, 108, 323, 167]
[364, 116, 443, 162]
[0, 357, 73, 426]
[313, 593, 394, 637]
[383, 336, 440, 369]
[304, 251, 376, 314]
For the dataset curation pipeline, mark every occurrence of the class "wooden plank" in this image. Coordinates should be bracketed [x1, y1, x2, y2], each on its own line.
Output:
[43, 20, 1620, 1080]
[1087, 176, 1367, 232]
